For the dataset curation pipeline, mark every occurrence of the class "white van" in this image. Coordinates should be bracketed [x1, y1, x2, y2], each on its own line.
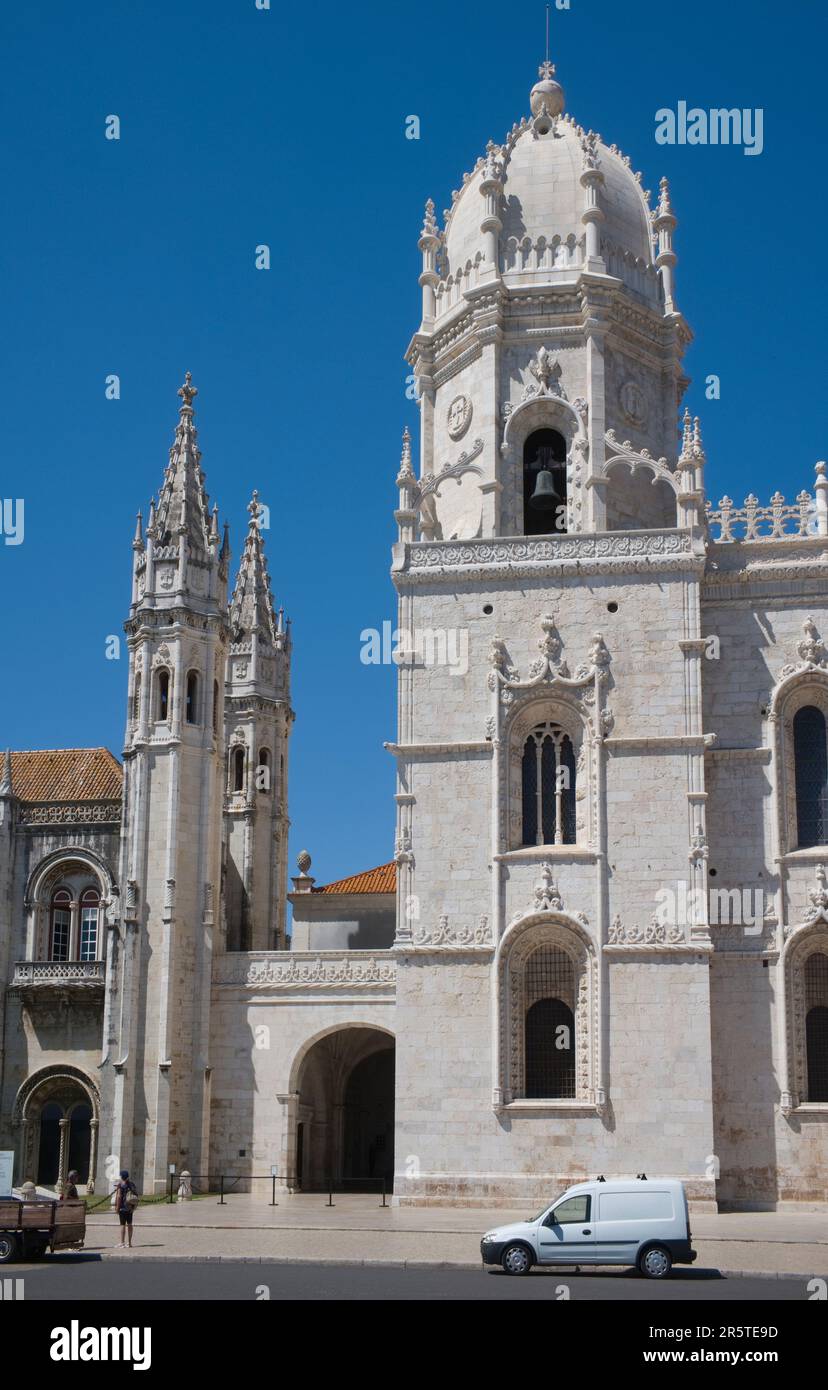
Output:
[480, 1178, 696, 1278]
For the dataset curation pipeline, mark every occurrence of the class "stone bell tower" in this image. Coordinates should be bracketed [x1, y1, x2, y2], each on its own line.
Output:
[405, 60, 701, 545]
[223, 493, 293, 952]
[390, 59, 717, 1205]
[102, 374, 230, 1193]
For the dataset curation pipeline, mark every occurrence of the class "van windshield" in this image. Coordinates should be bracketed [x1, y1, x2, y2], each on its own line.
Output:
[528, 1191, 567, 1222]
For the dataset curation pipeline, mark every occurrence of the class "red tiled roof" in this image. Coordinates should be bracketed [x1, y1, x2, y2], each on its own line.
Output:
[8, 749, 122, 803]
[315, 862, 396, 895]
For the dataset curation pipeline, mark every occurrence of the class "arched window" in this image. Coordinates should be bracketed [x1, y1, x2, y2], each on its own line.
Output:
[212, 680, 219, 736]
[523, 428, 567, 537]
[794, 706, 828, 848]
[185, 671, 199, 725]
[156, 669, 171, 722]
[49, 890, 71, 962]
[79, 888, 100, 962]
[521, 722, 576, 846]
[256, 748, 271, 793]
[232, 746, 246, 793]
[524, 946, 576, 1098]
[805, 952, 828, 1102]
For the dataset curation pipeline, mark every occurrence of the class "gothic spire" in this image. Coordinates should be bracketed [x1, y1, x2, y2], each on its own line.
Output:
[229, 492, 282, 643]
[151, 373, 214, 561]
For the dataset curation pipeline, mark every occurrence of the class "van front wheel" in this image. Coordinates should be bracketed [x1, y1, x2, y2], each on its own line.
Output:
[639, 1245, 672, 1279]
[501, 1243, 533, 1276]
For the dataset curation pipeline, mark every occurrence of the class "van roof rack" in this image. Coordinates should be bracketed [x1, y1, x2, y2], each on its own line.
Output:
[596, 1175, 606, 1182]
[636, 1172, 648, 1180]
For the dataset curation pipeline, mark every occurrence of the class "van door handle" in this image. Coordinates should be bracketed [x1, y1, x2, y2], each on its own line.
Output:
[582, 1228, 591, 1235]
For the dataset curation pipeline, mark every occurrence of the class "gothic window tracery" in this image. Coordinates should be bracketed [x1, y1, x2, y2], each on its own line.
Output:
[46, 878, 102, 962]
[520, 722, 577, 847]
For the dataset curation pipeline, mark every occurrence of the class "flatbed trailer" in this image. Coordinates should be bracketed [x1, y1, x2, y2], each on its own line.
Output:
[0, 1197, 86, 1262]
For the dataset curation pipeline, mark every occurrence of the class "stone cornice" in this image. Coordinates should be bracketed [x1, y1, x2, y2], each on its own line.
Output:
[393, 529, 701, 587]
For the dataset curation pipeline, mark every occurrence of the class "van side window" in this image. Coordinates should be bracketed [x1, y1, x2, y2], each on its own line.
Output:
[547, 1195, 590, 1225]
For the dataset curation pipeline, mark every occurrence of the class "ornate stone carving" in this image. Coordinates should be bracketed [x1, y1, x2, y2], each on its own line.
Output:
[779, 618, 828, 680]
[522, 346, 567, 403]
[608, 915, 687, 946]
[412, 915, 492, 948]
[619, 380, 647, 427]
[447, 394, 473, 440]
[17, 801, 121, 826]
[214, 951, 396, 990]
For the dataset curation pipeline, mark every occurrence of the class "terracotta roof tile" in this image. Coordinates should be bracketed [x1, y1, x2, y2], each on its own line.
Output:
[8, 749, 122, 803]
[315, 862, 396, 895]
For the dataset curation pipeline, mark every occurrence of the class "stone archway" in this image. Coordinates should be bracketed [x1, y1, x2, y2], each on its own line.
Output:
[14, 1066, 100, 1192]
[292, 1026, 395, 1193]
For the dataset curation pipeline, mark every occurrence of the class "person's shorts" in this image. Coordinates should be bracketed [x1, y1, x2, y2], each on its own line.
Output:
[118, 1208, 133, 1224]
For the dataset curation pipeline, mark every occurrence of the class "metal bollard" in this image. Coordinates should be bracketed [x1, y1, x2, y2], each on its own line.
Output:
[218, 1174, 225, 1205]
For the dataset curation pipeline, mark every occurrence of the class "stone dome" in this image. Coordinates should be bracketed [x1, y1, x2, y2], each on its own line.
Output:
[441, 78, 659, 307]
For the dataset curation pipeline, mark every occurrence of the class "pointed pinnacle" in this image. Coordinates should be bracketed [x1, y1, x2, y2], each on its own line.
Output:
[178, 371, 198, 410]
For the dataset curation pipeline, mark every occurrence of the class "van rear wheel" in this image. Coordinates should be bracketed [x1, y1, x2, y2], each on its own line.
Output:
[639, 1245, 672, 1279]
[501, 1243, 532, 1276]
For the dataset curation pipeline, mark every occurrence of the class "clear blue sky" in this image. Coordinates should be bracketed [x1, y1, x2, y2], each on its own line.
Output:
[0, 0, 825, 885]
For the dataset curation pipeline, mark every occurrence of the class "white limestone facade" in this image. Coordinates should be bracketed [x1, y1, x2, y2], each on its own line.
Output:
[1, 56, 827, 1210]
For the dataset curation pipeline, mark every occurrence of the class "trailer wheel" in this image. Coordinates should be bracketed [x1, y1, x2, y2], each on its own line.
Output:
[0, 1234, 18, 1264]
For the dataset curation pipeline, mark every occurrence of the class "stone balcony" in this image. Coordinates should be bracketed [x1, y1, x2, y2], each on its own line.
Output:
[10, 959, 106, 999]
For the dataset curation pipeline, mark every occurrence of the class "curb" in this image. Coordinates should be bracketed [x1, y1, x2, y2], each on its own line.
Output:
[70, 1251, 820, 1279]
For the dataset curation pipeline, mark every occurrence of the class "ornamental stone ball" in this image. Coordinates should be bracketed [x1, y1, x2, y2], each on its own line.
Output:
[530, 61, 565, 120]
[296, 849, 312, 875]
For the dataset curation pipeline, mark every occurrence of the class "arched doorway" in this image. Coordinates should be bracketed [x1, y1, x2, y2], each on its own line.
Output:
[293, 1026, 394, 1193]
[14, 1068, 99, 1192]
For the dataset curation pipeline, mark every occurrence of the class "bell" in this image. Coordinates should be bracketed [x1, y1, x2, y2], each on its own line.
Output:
[529, 467, 561, 511]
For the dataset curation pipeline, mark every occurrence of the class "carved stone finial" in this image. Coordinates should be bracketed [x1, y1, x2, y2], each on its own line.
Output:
[396, 426, 415, 488]
[590, 633, 611, 667]
[527, 346, 564, 398]
[296, 850, 312, 876]
[177, 371, 198, 410]
[804, 863, 828, 923]
[797, 617, 828, 667]
[421, 198, 438, 240]
[247, 490, 263, 527]
[692, 416, 706, 461]
[534, 863, 564, 912]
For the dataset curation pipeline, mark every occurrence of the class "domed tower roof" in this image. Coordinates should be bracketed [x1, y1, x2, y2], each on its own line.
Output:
[440, 63, 659, 306]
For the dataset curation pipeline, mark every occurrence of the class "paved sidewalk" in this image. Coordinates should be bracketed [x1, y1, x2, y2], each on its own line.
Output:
[75, 1194, 828, 1278]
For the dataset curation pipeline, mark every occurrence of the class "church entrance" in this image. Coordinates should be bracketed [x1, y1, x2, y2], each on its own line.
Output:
[293, 1026, 394, 1193]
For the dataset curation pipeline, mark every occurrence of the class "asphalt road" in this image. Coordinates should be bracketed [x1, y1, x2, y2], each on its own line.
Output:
[5, 1257, 813, 1300]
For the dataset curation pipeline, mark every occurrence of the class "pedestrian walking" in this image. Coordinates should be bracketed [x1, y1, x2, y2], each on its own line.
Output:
[114, 1169, 139, 1248]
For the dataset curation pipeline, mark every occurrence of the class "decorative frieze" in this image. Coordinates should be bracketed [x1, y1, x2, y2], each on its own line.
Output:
[411, 916, 492, 949]
[18, 800, 121, 826]
[213, 950, 396, 991]
[395, 529, 696, 585]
